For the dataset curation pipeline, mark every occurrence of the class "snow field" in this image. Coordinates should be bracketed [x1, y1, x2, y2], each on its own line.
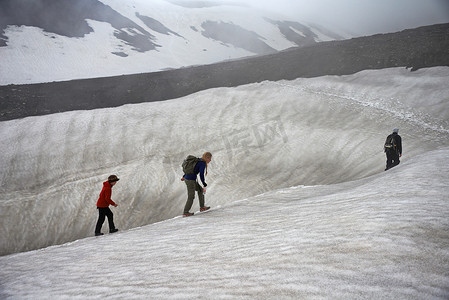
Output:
[1, 67, 448, 256]
[0, 148, 448, 298]
[0, 67, 448, 298]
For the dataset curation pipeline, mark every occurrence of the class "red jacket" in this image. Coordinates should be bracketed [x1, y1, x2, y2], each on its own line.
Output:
[96, 181, 117, 207]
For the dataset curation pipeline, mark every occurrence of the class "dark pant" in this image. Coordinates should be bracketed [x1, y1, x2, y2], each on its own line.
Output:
[95, 207, 115, 234]
[385, 149, 400, 170]
[184, 180, 205, 213]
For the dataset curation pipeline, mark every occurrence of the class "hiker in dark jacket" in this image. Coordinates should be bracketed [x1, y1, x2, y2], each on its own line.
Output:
[384, 128, 402, 171]
[181, 152, 212, 216]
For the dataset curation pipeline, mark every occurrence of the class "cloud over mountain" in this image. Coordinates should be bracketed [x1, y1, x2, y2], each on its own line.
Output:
[0, 0, 348, 84]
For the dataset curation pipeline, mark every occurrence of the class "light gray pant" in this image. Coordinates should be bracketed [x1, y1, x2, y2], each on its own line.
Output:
[184, 179, 204, 213]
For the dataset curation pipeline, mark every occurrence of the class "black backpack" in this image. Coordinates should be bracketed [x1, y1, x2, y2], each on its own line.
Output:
[182, 155, 199, 174]
[384, 134, 396, 151]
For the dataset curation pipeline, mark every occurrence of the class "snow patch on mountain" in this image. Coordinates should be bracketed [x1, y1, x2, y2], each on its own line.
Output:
[0, 0, 349, 85]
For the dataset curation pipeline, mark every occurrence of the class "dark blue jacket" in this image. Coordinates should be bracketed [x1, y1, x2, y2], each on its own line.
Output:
[183, 159, 207, 186]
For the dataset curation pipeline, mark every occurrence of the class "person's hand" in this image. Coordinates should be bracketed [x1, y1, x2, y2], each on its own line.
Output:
[400, 154, 402, 157]
[114, 204, 118, 207]
[203, 187, 206, 194]
[181, 177, 185, 181]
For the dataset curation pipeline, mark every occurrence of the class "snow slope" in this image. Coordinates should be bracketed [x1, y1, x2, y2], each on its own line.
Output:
[1, 66, 448, 258]
[1, 2, 448, 297]
[0, 112, 448, 298]
[0, 66, 448, 298]
[0, 0, 348, 85]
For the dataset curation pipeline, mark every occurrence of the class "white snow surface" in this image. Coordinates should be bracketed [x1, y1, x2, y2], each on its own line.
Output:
[0, 67, 449, 298]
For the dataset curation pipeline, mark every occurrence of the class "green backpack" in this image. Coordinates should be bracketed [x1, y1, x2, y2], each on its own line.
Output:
[182, 155, 199, 174]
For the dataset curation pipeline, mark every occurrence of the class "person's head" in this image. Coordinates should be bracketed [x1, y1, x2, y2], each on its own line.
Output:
[202, 152, 212, 176]
[202, 152, 212, 164]
[108, 175, 120, 186]
[393, 128, 399, 134]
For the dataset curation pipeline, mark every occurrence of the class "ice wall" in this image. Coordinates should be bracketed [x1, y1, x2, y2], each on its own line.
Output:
[1, 67, 448, 255]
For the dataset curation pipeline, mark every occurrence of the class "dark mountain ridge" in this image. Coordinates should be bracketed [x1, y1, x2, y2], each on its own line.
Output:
[1, 23, 448, 121]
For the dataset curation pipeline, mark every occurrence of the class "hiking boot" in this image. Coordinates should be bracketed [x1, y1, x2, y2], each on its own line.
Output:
[95, 232, 104, 236]
[110, 229, 119, 233]
[183, 212, 194, 217]
[200, 206, 210, 212]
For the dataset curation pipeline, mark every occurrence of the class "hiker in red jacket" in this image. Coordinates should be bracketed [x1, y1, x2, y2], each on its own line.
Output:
[95, 175, 120, 236]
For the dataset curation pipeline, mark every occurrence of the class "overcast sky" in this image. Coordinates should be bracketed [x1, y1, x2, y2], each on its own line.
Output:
[240, 0, 449, 35]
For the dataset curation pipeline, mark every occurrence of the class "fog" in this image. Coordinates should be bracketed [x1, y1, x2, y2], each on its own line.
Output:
[2, 0, 448, 40]
[1, 0, 354, 85]
[240, 0, 449, 35]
